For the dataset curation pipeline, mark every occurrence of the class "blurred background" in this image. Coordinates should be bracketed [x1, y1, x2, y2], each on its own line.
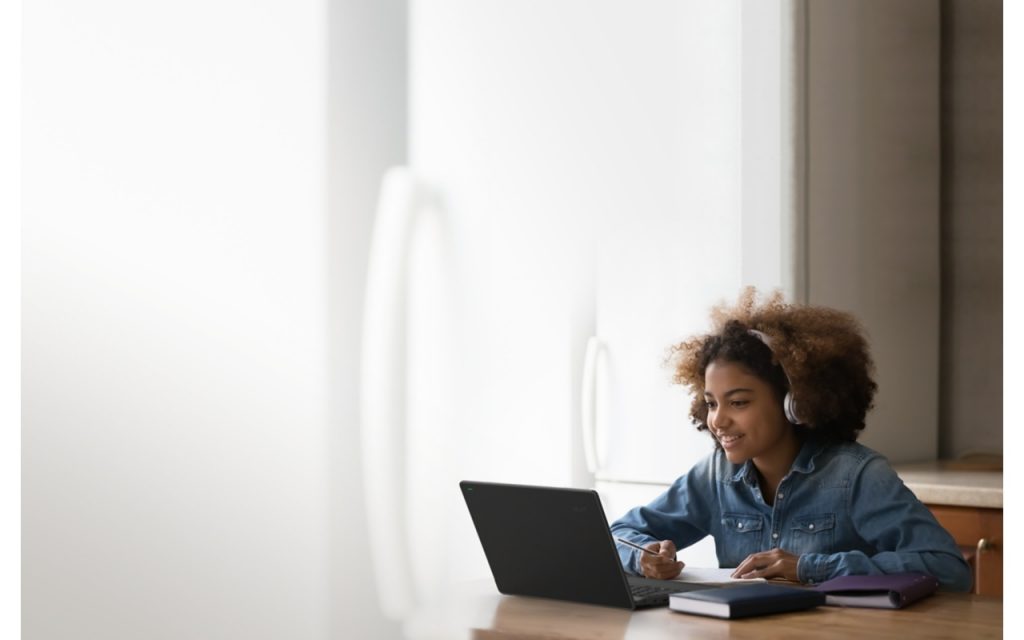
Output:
[20, 1, 1002, 638]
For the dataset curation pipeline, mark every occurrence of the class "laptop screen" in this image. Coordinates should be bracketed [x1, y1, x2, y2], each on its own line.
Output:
[460, 480, 638, 608]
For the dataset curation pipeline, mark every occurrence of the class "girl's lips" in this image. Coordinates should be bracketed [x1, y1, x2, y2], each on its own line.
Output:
[718, 434, 745, 449]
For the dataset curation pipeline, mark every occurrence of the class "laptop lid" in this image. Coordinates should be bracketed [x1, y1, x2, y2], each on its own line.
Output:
[460, 480, 647, 609]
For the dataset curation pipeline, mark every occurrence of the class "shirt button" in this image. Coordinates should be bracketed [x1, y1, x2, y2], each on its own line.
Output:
[772, 532, 779, 540]
[777, 493, 784, 500]
[737, 523, 744, 529]
[809, 524, 815, 530]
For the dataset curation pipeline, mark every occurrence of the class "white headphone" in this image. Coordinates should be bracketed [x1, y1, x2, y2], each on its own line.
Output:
[747, 329, 804, 425]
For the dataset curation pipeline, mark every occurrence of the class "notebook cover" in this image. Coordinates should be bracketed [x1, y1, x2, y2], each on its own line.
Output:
[813, 572, 939, 609]
[669, 583, 825, 619]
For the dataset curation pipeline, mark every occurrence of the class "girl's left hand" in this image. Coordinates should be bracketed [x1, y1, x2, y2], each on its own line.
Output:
[730, 548, 801, 581]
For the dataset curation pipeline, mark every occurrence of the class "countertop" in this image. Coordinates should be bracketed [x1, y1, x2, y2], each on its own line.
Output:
[893, 460, 1002, 509]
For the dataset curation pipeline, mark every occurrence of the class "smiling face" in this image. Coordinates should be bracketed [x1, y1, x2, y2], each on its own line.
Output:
[703, 359, 798, 468]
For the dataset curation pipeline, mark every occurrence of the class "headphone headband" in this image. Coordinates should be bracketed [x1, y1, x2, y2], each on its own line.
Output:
[747, 329, 803, 425]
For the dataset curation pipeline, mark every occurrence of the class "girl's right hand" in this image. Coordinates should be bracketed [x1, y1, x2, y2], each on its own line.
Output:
[639, 540, 685, 579]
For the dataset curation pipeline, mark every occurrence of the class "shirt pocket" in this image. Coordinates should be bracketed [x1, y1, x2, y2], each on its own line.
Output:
[789, 513, 836, 555]
[719, 513, 764, 566]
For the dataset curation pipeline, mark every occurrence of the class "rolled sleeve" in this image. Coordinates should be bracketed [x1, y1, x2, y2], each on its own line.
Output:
[797, 553, 840, 584]
[608, 454, 716, 574]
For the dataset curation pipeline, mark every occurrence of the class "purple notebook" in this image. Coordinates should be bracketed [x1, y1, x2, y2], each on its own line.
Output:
[813, 573, 939, 609]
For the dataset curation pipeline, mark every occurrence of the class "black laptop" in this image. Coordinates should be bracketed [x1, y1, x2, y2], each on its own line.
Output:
[460, 480, 706, 609]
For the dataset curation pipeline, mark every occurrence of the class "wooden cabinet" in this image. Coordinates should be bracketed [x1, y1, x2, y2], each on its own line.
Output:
[894, 461, 1002, 596]
[928, 505, 1002, 596]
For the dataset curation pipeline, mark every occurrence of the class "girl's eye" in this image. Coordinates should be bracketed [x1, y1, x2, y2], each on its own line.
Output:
[705, 401, 717, 410]
[731, 400, 749, 408]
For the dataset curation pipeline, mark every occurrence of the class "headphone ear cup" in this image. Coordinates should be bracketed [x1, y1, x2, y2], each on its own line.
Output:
[784, 392, 801, 425]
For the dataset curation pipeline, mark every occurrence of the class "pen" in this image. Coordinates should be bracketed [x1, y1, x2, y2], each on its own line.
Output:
[615, 537, 663, 556]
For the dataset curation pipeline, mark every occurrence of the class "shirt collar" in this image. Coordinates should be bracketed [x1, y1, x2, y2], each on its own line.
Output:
[728, 460, 758, 485]
[726, 438, 826, 484]
[790, 439, 827, 475]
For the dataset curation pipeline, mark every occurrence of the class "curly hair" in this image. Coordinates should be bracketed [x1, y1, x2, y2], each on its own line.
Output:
[668, 287, 878, 444]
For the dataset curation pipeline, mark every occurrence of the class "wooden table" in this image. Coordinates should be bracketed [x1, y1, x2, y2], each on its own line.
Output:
[403, 580, 1002, 639]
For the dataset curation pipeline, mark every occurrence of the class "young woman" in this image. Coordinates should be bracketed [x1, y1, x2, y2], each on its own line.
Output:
[610, 289, 972, 591]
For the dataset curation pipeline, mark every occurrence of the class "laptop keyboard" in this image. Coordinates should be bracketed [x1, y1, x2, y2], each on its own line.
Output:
[630, 583, 681, 605]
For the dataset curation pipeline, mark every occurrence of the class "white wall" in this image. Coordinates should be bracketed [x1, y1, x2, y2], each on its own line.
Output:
[327, 0, 406, 637]
[4, 0, 23, 636]
[22, 1, 401, 638]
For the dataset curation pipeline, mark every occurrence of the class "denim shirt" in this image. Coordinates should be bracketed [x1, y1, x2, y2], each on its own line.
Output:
[609, 440, 973, 591]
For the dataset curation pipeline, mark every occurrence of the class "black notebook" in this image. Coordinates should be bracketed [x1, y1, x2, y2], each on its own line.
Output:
[669, 583, 825, 619]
